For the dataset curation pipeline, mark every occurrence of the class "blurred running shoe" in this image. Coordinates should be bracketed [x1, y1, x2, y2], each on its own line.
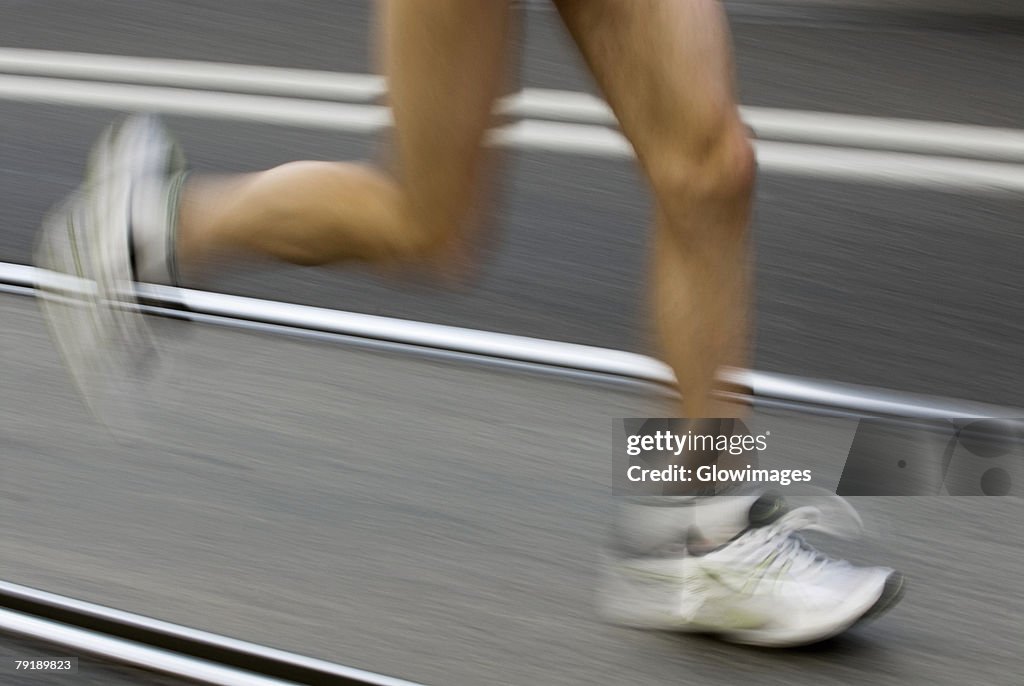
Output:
[34, 114, 187, 427]
[600, 494, 905, 647]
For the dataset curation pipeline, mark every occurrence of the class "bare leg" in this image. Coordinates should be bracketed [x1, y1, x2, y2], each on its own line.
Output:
[175, 1, 513, 274]
[562, 13, 904, 626]
[554, 0, 756, 419]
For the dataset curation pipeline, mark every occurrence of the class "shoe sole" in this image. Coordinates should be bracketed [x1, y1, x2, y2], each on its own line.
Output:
[718, 569, 906, 647]
[856, 570, 906, 625]
[601, 563, 906, 648]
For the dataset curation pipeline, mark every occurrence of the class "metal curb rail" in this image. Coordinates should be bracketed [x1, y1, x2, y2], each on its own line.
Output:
[3, 261, 1019, 422]
[0, 580, 429, 686]
[0, 609, 294, 686]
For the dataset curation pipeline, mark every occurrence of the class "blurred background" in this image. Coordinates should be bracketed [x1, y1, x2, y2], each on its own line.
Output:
[1, 1, 1022, 685]
[2, 0, 1023, 404]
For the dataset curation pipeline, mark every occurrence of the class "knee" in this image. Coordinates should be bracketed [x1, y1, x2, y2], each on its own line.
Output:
[647, 119, 756, 239]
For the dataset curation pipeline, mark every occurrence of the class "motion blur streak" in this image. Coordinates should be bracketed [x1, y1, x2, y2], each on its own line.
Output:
[2, 1, 1023, 685]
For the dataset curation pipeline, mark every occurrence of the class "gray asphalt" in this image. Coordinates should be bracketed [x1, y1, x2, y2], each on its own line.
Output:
[1, 2, 1024, 406]
[2, 295, 1022, 686]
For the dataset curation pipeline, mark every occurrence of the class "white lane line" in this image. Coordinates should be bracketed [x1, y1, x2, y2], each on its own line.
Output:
[0, 74, 390, 132]
[0, 47, 385, 101]
[499, 119, 1024, 193]
[3, 74, 1024, 192]
[754, 139, 1024, 193]
[4, 261, 1016, 420]
[3, 47, 1024, 163]
[500, 89, 612, 124]
[742, 107, 1024, 165]
[505, 91, 1024, 165]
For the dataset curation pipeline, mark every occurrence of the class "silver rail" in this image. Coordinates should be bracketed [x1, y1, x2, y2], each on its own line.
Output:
[3, 261, 1018, 422]
[0, 579, 428, 686]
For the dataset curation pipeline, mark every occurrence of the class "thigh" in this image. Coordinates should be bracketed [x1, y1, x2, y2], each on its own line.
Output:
[380, 0, 513, 238]
[552, 0, 744, 181]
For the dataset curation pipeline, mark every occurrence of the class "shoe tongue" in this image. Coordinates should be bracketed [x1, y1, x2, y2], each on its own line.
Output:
[747, 493, 789, 528]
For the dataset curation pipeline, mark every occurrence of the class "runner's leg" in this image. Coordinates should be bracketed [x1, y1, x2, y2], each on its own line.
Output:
[173, 1, 512, 273]
[562, 8, 906, 639]
[554, 0, 755, 419]
[558, 0, 757, 541]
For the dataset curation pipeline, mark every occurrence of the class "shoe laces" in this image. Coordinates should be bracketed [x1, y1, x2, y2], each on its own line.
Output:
[741, 506, 848, 578]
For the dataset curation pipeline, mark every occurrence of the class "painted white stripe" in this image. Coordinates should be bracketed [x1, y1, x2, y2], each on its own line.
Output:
[504, 91, 1024, 164]
[742, 107, 1024, 165]
[0, 74, 391, 131]
[2, 48, 1023, 163]
[0, 608, 297, 686]
[4, 261, 1015, 420]
[488, 119, 630, 156]
[497, 121, 1024, 193]
[499, 89, 612, 124]
[3, 74, 1024, 192]
[0, 47, 385, 101]
[498, 120, 1024, 193]
[754, 139, 1024, 193]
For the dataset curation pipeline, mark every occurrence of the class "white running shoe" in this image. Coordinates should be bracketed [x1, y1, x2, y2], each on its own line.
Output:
[600, 494, 905, 647]
[34, 114, 187, 426]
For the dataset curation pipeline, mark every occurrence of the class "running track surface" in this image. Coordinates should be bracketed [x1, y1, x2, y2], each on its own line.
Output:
[2, 296, 1022, 686]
